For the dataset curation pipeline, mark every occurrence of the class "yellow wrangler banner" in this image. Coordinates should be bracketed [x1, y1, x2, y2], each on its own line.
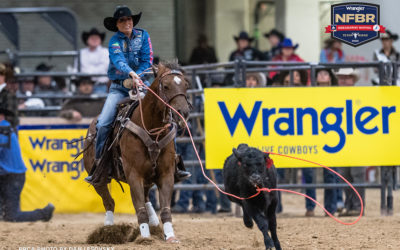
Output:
[18, 125, 134, 213]
[205, 86, 400, 168]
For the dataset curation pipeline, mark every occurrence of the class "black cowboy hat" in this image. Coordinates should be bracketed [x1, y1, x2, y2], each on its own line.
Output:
[264, 29, 285, 41]
[73, 76, 94, 86]
[82, 28, 106, 45]
[104, 6, 142, 32]
[35, 63, 53, 72]
[234, 31, 254, 42]
[381, 30, 399, 41]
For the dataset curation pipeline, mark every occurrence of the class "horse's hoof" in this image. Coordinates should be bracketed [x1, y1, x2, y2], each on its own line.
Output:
[166, 236, 180, 243]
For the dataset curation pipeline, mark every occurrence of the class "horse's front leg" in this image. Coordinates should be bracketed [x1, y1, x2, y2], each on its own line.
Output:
[128, 174, 150, 238]
[157, 160, 178, 243]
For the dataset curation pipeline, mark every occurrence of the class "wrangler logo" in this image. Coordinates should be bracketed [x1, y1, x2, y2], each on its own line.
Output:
[218, 100, 396, 153]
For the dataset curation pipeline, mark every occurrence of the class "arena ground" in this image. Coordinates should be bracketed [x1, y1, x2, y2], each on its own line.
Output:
[1, 189, 399, 249]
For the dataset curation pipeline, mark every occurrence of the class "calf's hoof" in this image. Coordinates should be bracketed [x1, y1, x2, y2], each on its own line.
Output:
[243, 216, 253, 228]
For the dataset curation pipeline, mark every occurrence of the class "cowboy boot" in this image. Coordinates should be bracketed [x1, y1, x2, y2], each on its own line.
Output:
[174, 154, 191, 183]
[84, 158, 100, 183]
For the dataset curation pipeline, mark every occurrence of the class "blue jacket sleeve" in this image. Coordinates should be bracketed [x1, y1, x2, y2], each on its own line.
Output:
[109, 36, 134, 75]
[136, 31, 154, 77]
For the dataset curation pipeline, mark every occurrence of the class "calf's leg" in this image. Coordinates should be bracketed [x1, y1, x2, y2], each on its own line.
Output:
[243, 201, 274, 249]
[266, 197, 281, 250]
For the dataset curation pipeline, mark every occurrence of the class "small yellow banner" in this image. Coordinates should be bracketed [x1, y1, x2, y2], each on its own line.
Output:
[205, 86, 400, 168]
[19, 126, 134, 213]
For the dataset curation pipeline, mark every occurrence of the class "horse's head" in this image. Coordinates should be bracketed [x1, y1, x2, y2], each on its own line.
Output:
[152, 62, 191, 127]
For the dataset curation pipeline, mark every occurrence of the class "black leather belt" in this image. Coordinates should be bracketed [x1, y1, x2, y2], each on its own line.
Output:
[113, 79, 124, 85]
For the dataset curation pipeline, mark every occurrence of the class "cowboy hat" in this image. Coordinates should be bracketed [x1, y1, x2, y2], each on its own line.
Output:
[335, 68, 359, 83]
[104, 6, 142, 32]
[381, 30, 399, 41]
[81, 28, 106, 45]
[279, 38, 299, 49]
[35, 63, 53, 72]
[264, 29, 285, 41]
[234, 31, 254, 42]
[73, 76, 94, 87]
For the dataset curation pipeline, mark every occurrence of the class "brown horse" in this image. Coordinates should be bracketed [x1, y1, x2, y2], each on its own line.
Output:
[83, 62, 191, 242]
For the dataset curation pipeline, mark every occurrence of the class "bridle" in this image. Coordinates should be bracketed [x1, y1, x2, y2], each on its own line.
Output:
[157, 69, 191, 109]
[135, 68, 191, 139]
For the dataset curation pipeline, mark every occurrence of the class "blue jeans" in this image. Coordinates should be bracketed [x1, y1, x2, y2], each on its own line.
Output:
[0, 173, 46, 222]
[324, 168, 338, 214]
[175, 143, 205, 211]
[95, 83, 130, 159]
[302, 168, 316, 211]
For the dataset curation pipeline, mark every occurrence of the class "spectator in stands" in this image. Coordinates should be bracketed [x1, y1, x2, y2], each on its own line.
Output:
[279, 70, 308, 86]
[246, 72, 266, 87]
[316, 68, 338, 86]
[80, 28, 110, 93]
[189, 34, 218, 65]
[0, 103, 55, 222]
[336, 68, 359, 86]
[225, 31, 265, 85]
[263, 29, 285, 61]
[269, 38, 304, 80]
[320, 38, 345, 63]
[17, 76, 46, 113]
[229, 31, 265, 61]
[34, 63, 63, 107]
[335, 68, 365, 216]
[0, 63, 18, 127]
[372, 30, 400, 85]
[59, 77, 105, 122]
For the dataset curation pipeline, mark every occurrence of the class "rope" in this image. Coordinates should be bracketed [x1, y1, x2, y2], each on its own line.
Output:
[136, 69, 363, 225]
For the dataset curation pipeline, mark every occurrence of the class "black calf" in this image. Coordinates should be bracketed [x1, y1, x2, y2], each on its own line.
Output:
[223, 144, 281, 250]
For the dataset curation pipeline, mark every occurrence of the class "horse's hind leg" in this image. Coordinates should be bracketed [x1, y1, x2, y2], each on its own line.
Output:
[94, 184, 115, 226]
[144, 185, 159, 227]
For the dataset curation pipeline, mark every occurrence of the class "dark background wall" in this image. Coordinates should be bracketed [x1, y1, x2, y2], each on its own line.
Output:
[0, 0, 175, 70]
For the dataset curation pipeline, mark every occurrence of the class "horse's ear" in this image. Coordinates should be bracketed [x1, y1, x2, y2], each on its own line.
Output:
[152, 65, 158, 77]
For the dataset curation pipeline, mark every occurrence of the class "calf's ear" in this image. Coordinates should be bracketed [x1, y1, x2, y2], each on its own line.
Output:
[233, 148, 242, 161]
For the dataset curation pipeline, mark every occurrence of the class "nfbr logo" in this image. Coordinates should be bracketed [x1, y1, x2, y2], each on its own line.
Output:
[325, 2, 386, 47]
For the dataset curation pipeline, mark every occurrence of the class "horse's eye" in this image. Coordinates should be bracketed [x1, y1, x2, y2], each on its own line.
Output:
[163, 85, 169, 90]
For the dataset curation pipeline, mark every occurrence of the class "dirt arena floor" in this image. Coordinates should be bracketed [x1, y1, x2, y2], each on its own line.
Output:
[1, 189, 399, 250]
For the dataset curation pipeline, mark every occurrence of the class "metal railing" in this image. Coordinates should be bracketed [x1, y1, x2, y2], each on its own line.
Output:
[12, 60, 399, 213]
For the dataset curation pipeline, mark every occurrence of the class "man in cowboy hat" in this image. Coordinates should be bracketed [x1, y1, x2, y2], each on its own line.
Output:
[86, 5, 190, 183]
[229, 31, 265, 61]
[373, 29, 400, 85]
[0, 102, 55, 222]
[80, 28, 109, 92]
[335, 68, 359, 86]
[264, 29, 285, 61]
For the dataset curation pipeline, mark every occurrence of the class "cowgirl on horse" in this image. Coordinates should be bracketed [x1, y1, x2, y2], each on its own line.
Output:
[85, 5, 190, 183]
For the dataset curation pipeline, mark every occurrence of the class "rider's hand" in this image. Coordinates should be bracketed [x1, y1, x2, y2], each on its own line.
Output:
[129, 71, 140, 86]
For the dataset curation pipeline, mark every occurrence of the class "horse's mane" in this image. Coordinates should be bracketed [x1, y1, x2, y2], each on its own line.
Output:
[148, 60, 186, 92]
[159, 60, 184, 73]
